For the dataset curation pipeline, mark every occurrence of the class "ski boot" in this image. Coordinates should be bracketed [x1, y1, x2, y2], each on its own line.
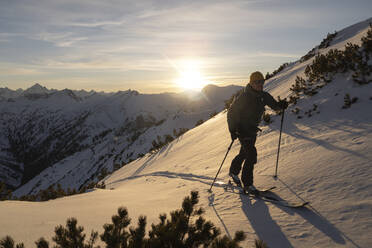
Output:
[244, 185, 259, 195]
[229, 172, 242, 187]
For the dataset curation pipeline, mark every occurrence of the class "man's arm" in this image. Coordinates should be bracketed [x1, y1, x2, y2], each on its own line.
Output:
[264, 92, 288, 111]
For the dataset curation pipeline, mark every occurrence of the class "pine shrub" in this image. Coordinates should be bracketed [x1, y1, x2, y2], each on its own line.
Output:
[265, 63, 289, 80]
[265, 72, 271, 80]
[262, 112, 272, 124]
[173, 128, 189, 138]
[150, 133, 176, 153]
[113, 164, 121, 171]
[147, 191, 246, 247]
[300, 47, 317, 62]
[291, 107, 300, 115]
[254, 239, 268, 248]
[52, 218, 99, 248]
[290, 24, 372, 109]
[290, 76, 307, 95]
[12, 180, 106, 202]
[209, 111, 218, 118]
[0, 236, 24, 248]
[303, 104, 320, 117]
[35, 238, 49, 248]
[304, 25, 372, 86]
[0, 182, 13, 201]
[300, 31, 337, 62]
[100, 207, 131, 247]
[361, 23, 372, 56]
[98, 168, 109, 181]
[195, 119, 204, 127]
[1, 191, 247, 248]
[319, 32, 337, 49]
[342, 94, 358, 109]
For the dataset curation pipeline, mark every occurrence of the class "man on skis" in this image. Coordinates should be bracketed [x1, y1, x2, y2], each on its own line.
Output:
[227, 71, 288, 194]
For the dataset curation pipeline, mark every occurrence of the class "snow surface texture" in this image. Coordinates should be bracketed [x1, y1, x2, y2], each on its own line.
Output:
[1, 18, 372, 247]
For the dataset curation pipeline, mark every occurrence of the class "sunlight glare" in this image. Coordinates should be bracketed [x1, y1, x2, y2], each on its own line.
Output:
[174, 60, 210, 90]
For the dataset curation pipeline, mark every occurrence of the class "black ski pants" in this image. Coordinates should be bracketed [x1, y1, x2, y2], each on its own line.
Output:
[229, 136, 257, 187]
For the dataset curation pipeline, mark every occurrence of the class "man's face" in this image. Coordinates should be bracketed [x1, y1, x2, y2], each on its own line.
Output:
[251, 80, 264, 91]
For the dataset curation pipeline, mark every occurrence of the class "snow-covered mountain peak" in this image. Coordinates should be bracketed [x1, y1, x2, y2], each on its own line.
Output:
[23, 83, 50, 95]
[113, 89, 139, 98]
[51, 89, 82, 102]
[0, 87, 13, 96]
[0, 87, 22, 100]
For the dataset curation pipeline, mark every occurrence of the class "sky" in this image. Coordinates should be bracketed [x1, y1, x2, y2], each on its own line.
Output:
[0, 0, 371, 93]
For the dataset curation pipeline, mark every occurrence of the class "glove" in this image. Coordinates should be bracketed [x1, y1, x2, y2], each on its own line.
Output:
[279, 100, 289, 110]
[230, 132, 238, 141]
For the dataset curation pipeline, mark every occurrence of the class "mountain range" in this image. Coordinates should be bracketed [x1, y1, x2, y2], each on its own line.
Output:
[0, 83, 242, 194]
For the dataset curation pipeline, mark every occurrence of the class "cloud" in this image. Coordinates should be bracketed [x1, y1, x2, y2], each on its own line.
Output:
[31, 32, 89, 47]
[68, 19, 126, 28]
[0, 33, 22, 43]
[256, 52, 301, 59]
[0, 1, 319, 56]
[1, 0, 372, 92]
[0, 63, 44, 76]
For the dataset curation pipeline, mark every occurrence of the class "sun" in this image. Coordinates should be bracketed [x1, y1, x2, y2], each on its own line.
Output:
[174, 60, 210, 90]
[176, 69, 206, 90]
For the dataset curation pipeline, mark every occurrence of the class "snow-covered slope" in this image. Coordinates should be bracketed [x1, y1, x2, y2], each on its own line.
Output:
[0, 18, 372, 248]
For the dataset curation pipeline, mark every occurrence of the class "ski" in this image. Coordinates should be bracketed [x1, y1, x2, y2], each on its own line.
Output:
[248, 193, 310, 208]
[214, 180, 276, 193]
[213, 180, 309, 208]
[243, 185, 309, 208]
[227, 180, 276, 193]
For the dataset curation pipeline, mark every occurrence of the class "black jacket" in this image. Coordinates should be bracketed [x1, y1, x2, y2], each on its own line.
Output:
[227, 85, 281, 138]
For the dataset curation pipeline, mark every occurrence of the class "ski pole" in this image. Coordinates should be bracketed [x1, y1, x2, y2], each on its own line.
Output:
[208, 140, 234, 192]
[274, 108, 285, 178]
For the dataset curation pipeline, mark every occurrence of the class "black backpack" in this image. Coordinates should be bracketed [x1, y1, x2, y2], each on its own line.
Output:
[227, 89, 245, 134]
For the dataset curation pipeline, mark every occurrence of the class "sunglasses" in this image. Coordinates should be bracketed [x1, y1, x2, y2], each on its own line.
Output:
[253, 80, 265, 85]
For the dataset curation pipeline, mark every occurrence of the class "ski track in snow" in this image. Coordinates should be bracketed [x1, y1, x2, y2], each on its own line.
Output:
[106, 170, 215, 188]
